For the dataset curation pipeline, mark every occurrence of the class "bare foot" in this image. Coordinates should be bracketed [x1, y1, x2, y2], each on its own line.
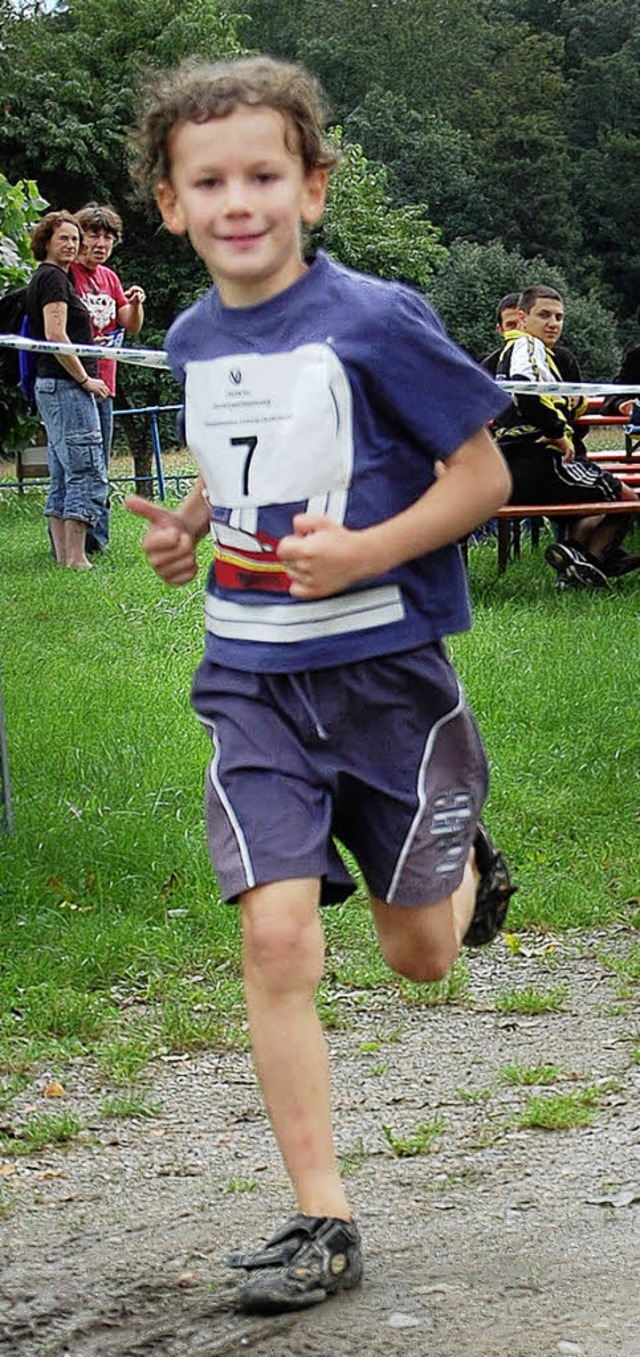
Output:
[66, 559, 93, 570]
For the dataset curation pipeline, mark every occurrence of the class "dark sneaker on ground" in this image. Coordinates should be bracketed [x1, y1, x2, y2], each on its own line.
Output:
[544, 541, 609, 589]
[601, 546, 640, 577]
[228, 1214, 363, 1314]
[463, 821, 517, 948]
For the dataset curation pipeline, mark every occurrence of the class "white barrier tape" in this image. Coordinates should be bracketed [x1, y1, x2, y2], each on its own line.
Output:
[0, 333, 170, 370]
[1, 334, 640, 397]
[498, 381, 640, 398]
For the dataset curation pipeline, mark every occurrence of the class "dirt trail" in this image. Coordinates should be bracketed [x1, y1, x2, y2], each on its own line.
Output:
[1, 933, 639, 1356]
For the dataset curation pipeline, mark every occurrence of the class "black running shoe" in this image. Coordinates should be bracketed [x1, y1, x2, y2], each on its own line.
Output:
[463, 821, 517, 948]
[228, 1214, 363, 1314]
[544, 541, 609, 589]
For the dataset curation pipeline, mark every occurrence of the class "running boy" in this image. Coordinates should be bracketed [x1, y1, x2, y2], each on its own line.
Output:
[127, 56, 515, 1315]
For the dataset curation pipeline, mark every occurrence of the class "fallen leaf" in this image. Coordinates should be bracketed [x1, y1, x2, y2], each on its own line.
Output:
[34, 1169, 68, 1180]
[178, 1271, 196, 1286]
[43, 1080, 66, 1099]
[0, 1163, 17, 1177]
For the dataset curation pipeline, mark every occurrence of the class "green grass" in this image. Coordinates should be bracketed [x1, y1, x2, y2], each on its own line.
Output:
[0, 1073, 29, 1109]
[513, 1086, 608, 1131]
[100, 1092, 162, 1119]
[340, 1135, 369, 1177]
[1, 494, 640, 1069]
[382, 1115, 446, 1157]
[495, 985, 569, 1015]
[0, 1111, 83, 1156]
[225, 1176, 259, 1194]
[499, 1061, 563, 1086]
[399, 956, 470, 1006]
[0, 1187, 14, 1217]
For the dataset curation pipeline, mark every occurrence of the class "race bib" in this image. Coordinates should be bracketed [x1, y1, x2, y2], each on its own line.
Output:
[185, 344, 354, 509]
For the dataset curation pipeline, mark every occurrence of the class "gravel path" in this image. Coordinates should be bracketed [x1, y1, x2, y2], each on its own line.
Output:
[1, 931, 639, 1356]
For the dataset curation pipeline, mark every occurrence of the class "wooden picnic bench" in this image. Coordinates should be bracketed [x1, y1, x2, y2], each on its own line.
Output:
[575, 406, 640, 460]
[475, 400, 640, 574]
[15, 425, 49, 491]
[493, 500, 640, 574]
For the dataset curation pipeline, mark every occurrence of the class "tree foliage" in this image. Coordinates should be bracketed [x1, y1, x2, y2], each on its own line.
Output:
[313, 137, 446, 289]
[0, 174, 47, 288]
[0, 173, 48, 454]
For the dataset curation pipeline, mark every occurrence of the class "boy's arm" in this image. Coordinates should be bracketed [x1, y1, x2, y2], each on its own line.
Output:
[126, 477, 210, 585]
[278, 427, 510, 600]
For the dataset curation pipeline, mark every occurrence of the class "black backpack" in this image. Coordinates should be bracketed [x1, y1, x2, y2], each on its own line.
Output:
[0, 285, 28, 389]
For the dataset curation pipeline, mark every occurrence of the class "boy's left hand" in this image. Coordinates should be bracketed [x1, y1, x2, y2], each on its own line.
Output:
[277, 513, 365, 599]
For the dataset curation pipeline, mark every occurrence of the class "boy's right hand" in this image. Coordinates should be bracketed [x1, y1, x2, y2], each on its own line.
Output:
[125, 495, 199, 585]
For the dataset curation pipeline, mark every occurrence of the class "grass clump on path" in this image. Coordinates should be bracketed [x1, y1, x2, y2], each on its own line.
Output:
[513, 1086, 610, 1131]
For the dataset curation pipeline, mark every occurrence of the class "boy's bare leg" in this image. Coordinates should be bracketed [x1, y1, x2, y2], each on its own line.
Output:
[240, 877, 352, 1221]
[370, 849, 478, 983]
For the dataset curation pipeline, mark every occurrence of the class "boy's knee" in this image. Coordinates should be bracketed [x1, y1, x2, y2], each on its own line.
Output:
[372, 893, 460, 984]
[380, 936, 457, 984]
[242, 899, 323, 994]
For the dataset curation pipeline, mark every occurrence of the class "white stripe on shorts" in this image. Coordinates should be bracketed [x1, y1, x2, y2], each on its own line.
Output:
[385, 681, 466, 904]
[204, 717, 257, 891]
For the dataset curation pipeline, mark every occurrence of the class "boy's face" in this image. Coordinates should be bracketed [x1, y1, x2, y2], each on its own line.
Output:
[522, 296, 564, 346]
[157, 105, 328, 307]
[81, 228, 116, 269]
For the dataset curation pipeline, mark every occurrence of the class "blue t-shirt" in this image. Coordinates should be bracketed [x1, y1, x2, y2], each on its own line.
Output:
[166, 252, 508, 673]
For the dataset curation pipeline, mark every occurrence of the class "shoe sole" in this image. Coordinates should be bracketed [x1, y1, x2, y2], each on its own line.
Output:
[565, 562, 609, 589]
[545, 543, 609, 589]
[237, 1266, 362, 1314]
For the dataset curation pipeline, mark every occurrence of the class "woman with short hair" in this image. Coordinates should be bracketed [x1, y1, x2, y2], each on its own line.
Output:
[26, 210, 109, 568]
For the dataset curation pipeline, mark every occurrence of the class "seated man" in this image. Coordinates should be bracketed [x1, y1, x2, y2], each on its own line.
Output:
[483, 291, 585, 393]
[481, 293, 523, 377]
[494, 285, 639, 585]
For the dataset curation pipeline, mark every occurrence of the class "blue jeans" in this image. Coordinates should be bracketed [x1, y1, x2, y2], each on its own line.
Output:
[36, 377, 107, 528]
[87, 396, 114, 550]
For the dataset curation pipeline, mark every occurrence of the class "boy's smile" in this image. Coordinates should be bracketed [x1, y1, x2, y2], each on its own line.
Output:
[157, 105, 328, 308]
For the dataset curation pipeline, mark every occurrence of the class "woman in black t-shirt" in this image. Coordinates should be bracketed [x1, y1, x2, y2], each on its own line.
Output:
[26, 211, 110, 569]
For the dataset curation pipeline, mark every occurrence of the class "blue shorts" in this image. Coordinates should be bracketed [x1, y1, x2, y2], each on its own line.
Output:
[191, 642, 489, 908]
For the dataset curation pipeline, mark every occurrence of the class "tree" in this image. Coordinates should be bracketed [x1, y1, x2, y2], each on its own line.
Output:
[313, 137, 447, 290]
[0, 174, 47, 288]
[0, 173, 48, 455]
[0, 0, 243, 486]
[343, 90, 481, 243]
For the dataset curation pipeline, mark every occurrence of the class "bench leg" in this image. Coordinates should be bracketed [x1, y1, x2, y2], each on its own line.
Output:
[497, 518, 511, 574]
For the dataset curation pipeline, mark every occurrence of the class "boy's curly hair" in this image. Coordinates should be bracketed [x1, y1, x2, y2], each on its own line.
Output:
[131, 55, 338, 198]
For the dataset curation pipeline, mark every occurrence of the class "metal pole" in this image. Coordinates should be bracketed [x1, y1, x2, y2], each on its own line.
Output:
[0, 677, 14, 834]
[149, 410, 166, 501]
